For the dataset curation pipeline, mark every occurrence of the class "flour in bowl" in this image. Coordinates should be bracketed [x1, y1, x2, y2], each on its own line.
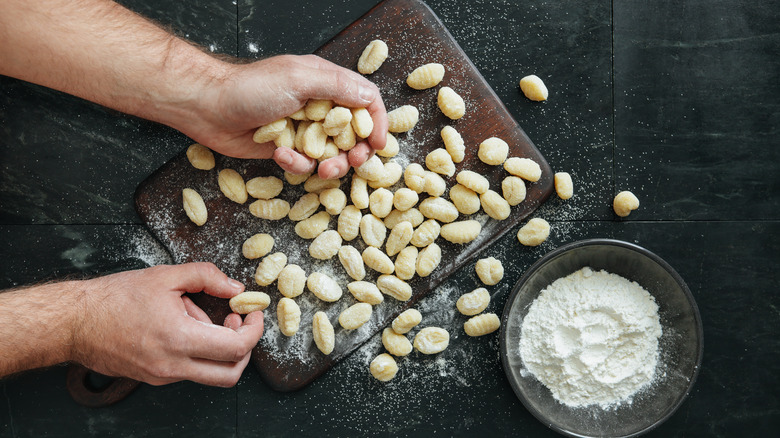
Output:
[519, 267, 662, 408]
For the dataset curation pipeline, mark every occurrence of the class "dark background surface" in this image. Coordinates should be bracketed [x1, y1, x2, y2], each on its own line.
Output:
[1, 0, 778, 436]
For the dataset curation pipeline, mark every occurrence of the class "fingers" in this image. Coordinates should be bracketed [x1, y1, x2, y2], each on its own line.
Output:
[165, 262, 244, 299]
[348, 141, 374, 168]
[294, 56, 381, 109]
[223, 313, 242, 331]
[273, 147, 317, 174]
[179, 311, 263, 363]
[182, 296, 213, 324]
[317, 151, 350, 179]
[365, 95, 388, 151]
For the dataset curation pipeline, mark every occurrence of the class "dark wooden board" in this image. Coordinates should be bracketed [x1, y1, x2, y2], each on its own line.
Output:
[134, 0, 553, 392]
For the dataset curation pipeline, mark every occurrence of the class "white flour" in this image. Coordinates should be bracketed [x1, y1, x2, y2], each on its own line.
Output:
[519, 267, 662, 408]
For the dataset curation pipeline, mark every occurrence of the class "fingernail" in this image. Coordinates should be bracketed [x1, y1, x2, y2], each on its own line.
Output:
[228, 279, 244, 290]
[326, 168, 340, 179]
[277, 150, 292, 166]
[359, 84, 374, 103]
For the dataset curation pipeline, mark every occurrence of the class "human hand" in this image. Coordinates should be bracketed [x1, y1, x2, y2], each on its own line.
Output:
[71, 263, 263, 387]
[185, 54, 388, 179]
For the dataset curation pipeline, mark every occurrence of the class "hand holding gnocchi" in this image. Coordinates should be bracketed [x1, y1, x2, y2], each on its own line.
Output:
[189, 55, 388, 179]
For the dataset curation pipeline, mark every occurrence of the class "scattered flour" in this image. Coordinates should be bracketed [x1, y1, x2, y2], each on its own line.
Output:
[519, 267, 662, 408]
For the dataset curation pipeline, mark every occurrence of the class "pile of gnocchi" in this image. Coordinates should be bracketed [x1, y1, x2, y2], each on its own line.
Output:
[180, 38, 640, 383]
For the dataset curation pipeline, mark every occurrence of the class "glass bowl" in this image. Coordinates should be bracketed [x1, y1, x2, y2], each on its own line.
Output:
[500, 239, 703, 437]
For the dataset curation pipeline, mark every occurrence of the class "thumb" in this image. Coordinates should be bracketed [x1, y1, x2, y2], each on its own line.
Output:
[294, 56, 381, 108]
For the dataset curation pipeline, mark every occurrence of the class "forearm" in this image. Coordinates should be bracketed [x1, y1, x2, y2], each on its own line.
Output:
[0, 281, 83, 377]
[0, 0, 226, 133]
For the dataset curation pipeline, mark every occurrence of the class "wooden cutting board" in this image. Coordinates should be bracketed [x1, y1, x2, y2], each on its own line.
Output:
[134, 0, 553, 391]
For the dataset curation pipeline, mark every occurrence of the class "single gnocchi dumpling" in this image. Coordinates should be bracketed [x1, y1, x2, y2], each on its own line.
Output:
[289, 108, 307, 121]
[456, 170, 489, 194]
[312, 311, 335, 355]
[284, 170, 311, 186]
[354, 155, 385, 182]
[351, 108, 374, 139]
[377, 275, 412, 301]
[368, 187, 394, 218]
[338, 245, 366, 281]
[413, 327, 450, 354]
[464, 313, 501, 337]
[182, 188, 207, 226]
[273, 118, 296, 149]
[318, 138, 340, 161]
[555, 172, 574, 200]
[246, 176, 284, 200]
[218, 169, 248, 204]
[519, 74, 548, 102]
[254, 252, 287, 286]
[377, 133, 400, 158]
[385, 221, 414, 257]
[404, 163, 426, 194]
[440, 220, 482, 244]
[613, 191, 639, 217]
[362, 246, 395, 275]
[186, 143, 215, 170]
[440, 126, 465, 163]
[416, 243, 441, 277]
[277, 297, 301, 337]
[277, 264, 307, 298]
[288, 192, 320, 222]
[323, 106, 353, 136]
[370, 353, 398, 382]
[475, 257, 504, 286]
[382, 328, 413, 356]
[253, 118, 287, 143]
[350, 175, 370, 209]
[309, 229, 342, 260]
[304, 99, 333, 122]
[423, 171, 447, 197]
[480, 190, 511, 220]
[339, 302, 373, 330]
[393, 188, 419, 212]
[302, 121, 328, 159]
[394, 246, 418, 281]
[437, 86, 466, 120]
[449, 184, 481, 215]
[357, 39, 388, 75]
[334, 123, 357, 151]
[320, 188, 347, 215]
[294, 211, 331, 239]
[406, 63, 445, 90]
[307, 272, 343, 302]
[456, 288, 490, 316]
[425, 148, 456, 177]
[229, 291, 270, 314]
[304, 173, 340, 193]
[410, 219, 441, 248]
[391, 308, 422, 334]
[517, 217, 550, 246]
[368, 161, 403, 189]
[387, 105, 419, 133]
[347, 281, 384, 305]
[242, 233, 274, 259]
[502, 176, 527, 206]
[337, 205, 362, 241]
[478, 137, 509, 166]
[419, 197, 459, 223]
[504, 157, 542, 182]
[360, 214, 387, 248]
[384, 208, 425, 229]
[294, 120, 311, 153]
[249, 198, 291, 220]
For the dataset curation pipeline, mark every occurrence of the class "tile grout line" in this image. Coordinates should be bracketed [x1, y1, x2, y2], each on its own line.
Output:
[3, 383, 16, 438]
[611, 0, 617, 199]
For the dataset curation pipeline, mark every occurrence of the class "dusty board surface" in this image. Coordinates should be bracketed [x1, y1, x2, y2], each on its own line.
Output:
[134, 0, 553, 391]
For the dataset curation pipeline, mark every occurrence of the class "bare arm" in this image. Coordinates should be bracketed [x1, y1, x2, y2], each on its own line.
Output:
[0, 263, 264, 387]
[0, 0, 388, 178]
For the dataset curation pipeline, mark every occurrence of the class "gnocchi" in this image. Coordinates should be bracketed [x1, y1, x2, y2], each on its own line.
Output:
[504, 157, 542, 182]
[440, 220, 482, 244]
[423, 171, 447, 197]
[385, 221, 414, 257]
[242, 233, 274, 259]
[294, 211, 331, 239]
[252, 118, 286, 143]
[319, 188, 347, 215]
[437, 86, 466, 120]
[613, 191, 639, 217]
[337, 205, 362, 241]
[323, 106, 353, 136]
[357, 39, 389, 75]
[382, 328, 413, 357]
[288, 192, 320, 221]
[384, 208, 424, 229]
[387, 105, 419, 133]
[464, 313, 501, 337]
[410, 219, 441, 248]
[456, 170, 489, 194]
[350, 176, 370, 209]
[186, 144, 215, 170]
[376, 133, 399, 158]
[246, 176, 284, 200]
[273, 118, 296, 149]
[425, 148, 456, 177]
[393, 188, 419, 212]
[360, 214, 387, 248]
[182, 188, 207, 226]
[354, 155, 384, 182]
[229, 291, 270, 314]
[334, 123, 357, 151]
[480, 189, 511, 220]
[307, 272, 343, 302]
[406, 63, 445, 90]
[254, 252, 287, 286]
[249, 198, 291, 220]
[277, 297, 301, 337]
[519, 75, 548, 101]
[394, 246, 418, 281]
[351, 108, 374, 138]
[277, 264, 307, 298]
[367, 161, 403, 189]
[403, 163, 426, 193]
[416, 243, 441, 277]
[218, 169, 248, 204]
[377, 275, 412, 301]
[368, 187, 394, 218]
[477, 137, 509, 166]
[309, 229, 342, 260]
[413, 327, 450, 354]
[347, 281, 384, 305]
[285, 170, 311, 186]
[304, 99, 333, 122]
[440, 126, 465, 163]
[312, 312, 335, 355]
[456, 288, 490, 316]
[302, 121, 327, 159]
[339, 302, 373, 330]
[419, 197, 459, 223]
[338, 245, 366, 281]
[319, 138, 340, 161]
[554, 172, 574, 200]
[294, 121, 312, 153]
[362, 246, 395, 275]
[391, 308, 422, 334]
[304, 174, 340, 193]
[517, 217, 550, 246]
[502, 176, 527, 206]
[370, 353, 398, 382]
[449, 184, 481, 215]
[475, 257, 504, 286]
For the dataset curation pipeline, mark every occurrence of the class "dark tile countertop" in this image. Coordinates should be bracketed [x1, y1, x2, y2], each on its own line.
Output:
[1, 0, 778, 436]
